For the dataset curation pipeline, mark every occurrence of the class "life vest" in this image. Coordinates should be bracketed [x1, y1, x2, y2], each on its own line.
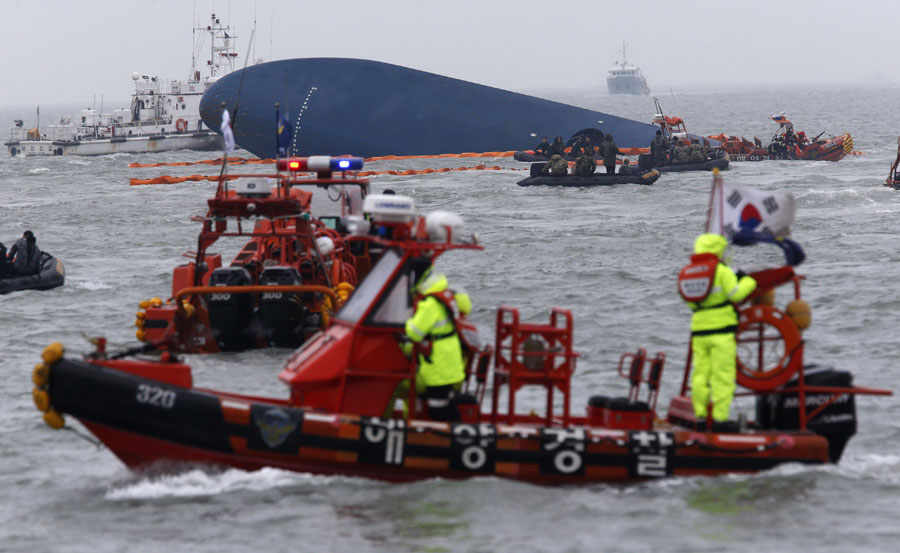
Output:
[677, 253, 719, 303]
[420, 289, 478, 354]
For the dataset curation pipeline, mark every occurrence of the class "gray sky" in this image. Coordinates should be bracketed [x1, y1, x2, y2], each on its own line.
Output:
[1, 0, 896, 108]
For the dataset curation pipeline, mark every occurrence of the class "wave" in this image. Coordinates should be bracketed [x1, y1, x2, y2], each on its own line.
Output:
[104, 467, 355, 500]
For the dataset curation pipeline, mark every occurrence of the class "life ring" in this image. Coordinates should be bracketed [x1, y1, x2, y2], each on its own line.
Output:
[175, 118, 187, 133]
[735, 304, 803, 391]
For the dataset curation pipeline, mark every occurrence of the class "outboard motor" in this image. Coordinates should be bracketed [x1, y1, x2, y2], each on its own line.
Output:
[637, 153, 654, 170]
[206, 266, 255, 350]
[756, 365, 857, 463]
[258, 266, 305, 347]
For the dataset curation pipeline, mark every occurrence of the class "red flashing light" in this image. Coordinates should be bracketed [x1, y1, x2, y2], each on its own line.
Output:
[277, 157, 306, 172]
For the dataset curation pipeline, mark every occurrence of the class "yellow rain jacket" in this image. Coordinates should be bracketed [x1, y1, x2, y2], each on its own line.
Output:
[684, 234, 757, 421]
[686, 234, 757, 333]
[405, 273, 471, 387]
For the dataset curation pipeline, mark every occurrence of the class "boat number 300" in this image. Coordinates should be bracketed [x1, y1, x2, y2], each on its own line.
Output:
[135, 383, 176, 409]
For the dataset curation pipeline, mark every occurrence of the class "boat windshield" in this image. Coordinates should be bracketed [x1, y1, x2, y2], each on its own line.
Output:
[335, 249, 403, 324]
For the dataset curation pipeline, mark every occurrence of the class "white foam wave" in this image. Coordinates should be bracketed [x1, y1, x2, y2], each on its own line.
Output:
[27, 167, 50, 174]
[104, 467, 337, 500]
[73, 280, 113, 291]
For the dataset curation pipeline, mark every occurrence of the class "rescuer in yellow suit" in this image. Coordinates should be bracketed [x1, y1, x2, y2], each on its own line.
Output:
[404, 265, 472, 421]
[684, 234, 757, 426]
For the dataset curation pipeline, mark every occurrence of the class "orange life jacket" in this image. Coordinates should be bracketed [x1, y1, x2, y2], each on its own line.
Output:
[677, 253, 719, 303]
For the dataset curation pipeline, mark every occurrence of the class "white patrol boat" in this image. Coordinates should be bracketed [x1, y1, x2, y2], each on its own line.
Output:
[6, 13, 248, 157]
[606, 42, 650, 96]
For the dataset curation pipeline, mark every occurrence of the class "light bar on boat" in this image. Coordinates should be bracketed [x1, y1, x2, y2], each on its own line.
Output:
[276, 156, 364, 172]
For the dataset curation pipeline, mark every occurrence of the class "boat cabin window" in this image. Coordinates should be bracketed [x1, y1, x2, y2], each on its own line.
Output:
[370, 271, 411, 325]
[335, 249, 403, 324]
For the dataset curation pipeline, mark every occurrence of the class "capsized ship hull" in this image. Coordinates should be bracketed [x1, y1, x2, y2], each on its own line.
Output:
[200, 58, 660, 158]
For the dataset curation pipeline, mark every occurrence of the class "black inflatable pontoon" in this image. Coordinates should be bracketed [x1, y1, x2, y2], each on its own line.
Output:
[0, 253, 65, 294]
[517, 168, 661, 187]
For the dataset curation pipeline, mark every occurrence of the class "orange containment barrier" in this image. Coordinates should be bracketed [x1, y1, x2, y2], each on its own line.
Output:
[128, 157, 276, 168]
[129, 165, 527, 185]
[130, 174, 244, 186]
[128, 151, 521, 169]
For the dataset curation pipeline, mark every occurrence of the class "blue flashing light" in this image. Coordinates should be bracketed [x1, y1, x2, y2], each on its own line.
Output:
[331, 157, 364, 171]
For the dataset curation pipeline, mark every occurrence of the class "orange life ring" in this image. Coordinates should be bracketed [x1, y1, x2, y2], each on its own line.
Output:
[175, 118, 187, 133]
[735, 304, 803, 391]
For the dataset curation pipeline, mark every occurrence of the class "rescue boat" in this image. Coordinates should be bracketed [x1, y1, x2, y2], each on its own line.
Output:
[517, 166, 661, 187]
[31, 198, 890, 484]
[709, 115, 853, 162]
[0, 252, 64, 294]
[135, 156, 376, 353]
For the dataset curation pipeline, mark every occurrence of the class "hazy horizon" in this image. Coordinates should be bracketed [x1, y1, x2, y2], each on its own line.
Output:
[2, 0, 898, 111]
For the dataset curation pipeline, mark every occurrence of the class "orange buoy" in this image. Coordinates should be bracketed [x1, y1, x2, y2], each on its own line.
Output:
[786, 299, 811, 330]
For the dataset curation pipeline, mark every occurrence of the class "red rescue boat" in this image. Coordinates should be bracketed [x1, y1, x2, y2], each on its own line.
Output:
[709, 114, 853, 162]
[31, 197, 891, 484]
[136, 156, 378, 353]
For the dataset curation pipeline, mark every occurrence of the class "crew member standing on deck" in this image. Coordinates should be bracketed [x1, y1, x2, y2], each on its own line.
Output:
[650, 130, 667, 167]
[405, 260, 472, 422]
[601, 133, 620, 174]
[678, 233, 756, 429]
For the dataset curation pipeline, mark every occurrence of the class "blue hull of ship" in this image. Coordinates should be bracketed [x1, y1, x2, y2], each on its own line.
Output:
[199, 58, 659, 158]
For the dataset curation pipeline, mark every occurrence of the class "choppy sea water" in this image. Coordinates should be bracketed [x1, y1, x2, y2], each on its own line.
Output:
[3, 86, 900, 553]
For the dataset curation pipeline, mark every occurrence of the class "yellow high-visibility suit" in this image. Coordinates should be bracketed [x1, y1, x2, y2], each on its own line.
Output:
[685, 234, 757, 422]
[404, 273, 471, 388]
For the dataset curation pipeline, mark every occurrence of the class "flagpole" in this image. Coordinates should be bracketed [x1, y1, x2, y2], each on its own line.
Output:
[704, 167, 721, 232]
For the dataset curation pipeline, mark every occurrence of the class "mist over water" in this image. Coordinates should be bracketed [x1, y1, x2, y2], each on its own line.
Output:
[3, 86, 900, 552]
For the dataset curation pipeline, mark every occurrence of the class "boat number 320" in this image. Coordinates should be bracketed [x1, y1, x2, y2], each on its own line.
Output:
[135, 384, 176, 409]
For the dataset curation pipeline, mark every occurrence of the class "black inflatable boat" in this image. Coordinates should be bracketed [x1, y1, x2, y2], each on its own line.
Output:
[513, 151, 579, 162]
[637, 149, 730, 173]
[517, 168, 661, 187]
[0, 253, 65, 294]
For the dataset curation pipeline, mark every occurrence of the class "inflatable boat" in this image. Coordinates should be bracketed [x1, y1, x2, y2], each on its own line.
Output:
[31, 199, 890, 484]
[0, 253, 64, 294]
[517, 168, 660, 187]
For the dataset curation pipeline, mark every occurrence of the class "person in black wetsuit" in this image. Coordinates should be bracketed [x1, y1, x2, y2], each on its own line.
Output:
[534, 137, 550, 156]
[0, 243, 9, 278]
[7, 230, 42, 276]
[547, 136, 565, 157]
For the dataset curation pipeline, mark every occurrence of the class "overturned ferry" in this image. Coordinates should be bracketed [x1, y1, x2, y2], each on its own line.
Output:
[198, 58, 660, 158]
[31, 195, 890, 484]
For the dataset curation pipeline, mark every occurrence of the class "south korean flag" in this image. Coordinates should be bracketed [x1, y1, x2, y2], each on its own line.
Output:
[707, 177, 796, 238]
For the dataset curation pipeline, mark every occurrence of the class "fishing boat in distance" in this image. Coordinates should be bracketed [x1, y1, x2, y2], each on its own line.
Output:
[31, 175, 890, 483]
[5, 14, 243, 157]
[199, 58, 661, 159]
[606, 42, 650, 96]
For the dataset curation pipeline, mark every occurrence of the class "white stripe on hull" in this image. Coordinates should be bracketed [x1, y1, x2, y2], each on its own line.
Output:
[7, 134, 222, 157]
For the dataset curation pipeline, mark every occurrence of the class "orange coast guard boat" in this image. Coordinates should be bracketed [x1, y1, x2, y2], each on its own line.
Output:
[135, 156, 377, 353]
[32, 202, 890, 484]
[709, 114, 853, 162]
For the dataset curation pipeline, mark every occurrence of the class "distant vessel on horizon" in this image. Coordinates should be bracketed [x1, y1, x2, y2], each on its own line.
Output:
[5, 13, 245, 157]
[606, 42, 650, 96]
